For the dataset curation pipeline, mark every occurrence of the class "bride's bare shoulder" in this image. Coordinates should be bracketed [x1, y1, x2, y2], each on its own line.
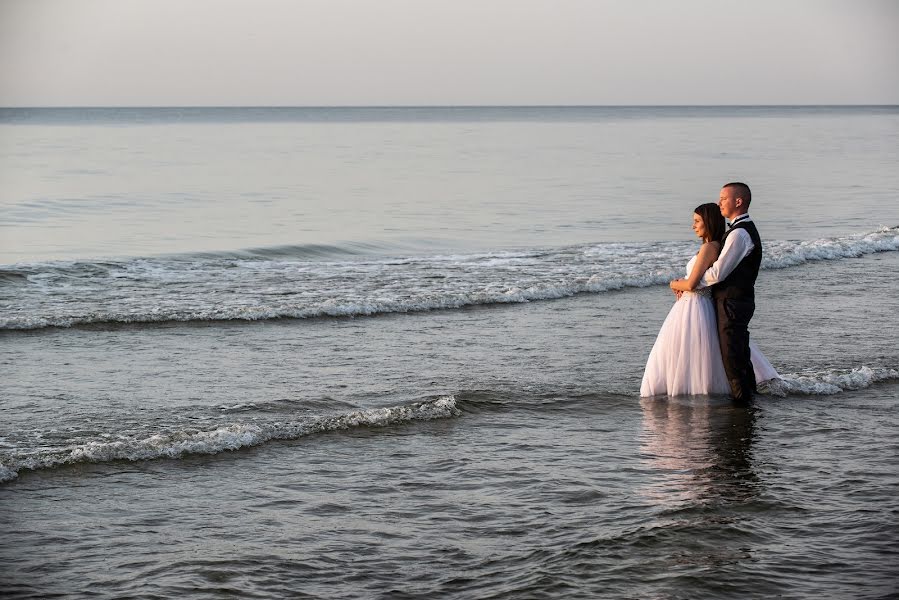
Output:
[698, 241, 722, 258]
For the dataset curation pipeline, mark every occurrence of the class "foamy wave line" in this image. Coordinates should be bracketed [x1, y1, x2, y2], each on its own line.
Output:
[759, 366, 899, 396]
[764, 226, 899, 269]
[0, 273, 675, 330]
[2, 227, 896, 331]
[0, 396, 458, 484]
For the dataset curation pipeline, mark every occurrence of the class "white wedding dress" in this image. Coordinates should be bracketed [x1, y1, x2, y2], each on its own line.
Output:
[640, 254, 779, 397]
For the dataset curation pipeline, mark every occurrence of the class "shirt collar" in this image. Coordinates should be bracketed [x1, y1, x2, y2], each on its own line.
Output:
[728, 214, 752, 227]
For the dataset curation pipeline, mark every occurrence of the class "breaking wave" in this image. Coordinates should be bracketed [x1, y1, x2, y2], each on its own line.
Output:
[760, 365, 899, 396]
[1, 227, 896, 331]
[3, 363, 897, 484]
[0, 396, 459, 484]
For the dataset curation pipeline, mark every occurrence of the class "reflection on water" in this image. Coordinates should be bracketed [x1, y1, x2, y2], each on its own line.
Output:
[639, 397, 758, 510]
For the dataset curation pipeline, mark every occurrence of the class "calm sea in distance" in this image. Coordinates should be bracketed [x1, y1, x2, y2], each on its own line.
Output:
[1, 106, 898, 599]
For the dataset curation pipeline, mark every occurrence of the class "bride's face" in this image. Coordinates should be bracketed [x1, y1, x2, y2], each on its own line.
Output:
[692, 213, 707, 240]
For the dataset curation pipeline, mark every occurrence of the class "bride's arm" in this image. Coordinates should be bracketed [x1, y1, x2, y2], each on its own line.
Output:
[670, 242, 721, 292]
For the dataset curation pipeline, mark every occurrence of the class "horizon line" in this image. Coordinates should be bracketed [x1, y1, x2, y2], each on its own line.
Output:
[2, 103, 898, 110]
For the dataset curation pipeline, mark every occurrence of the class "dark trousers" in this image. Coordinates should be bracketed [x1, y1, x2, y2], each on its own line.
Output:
[715, 297, 757, 403]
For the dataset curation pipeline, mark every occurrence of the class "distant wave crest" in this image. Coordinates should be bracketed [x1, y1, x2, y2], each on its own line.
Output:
[1, 227, 896, 331]
[763, 226, 899, 268]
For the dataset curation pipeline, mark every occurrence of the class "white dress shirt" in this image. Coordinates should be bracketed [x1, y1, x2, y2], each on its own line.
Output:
[700, 214, 754, 288]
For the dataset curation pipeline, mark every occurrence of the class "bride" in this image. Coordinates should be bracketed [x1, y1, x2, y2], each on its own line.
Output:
[640, 203, 778, 397]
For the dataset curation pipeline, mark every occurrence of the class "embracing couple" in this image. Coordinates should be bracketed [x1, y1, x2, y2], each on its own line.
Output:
[640, 182, 779, 402]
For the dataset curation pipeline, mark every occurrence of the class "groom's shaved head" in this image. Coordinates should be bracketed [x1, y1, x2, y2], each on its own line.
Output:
[722, 182, 752, 208]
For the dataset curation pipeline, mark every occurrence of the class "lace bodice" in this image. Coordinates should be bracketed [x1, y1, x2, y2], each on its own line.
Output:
[683, 254, 712, 298]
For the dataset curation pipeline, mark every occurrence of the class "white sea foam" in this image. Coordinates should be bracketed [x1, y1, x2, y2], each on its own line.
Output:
[2, 364, 896, 484]
[0, 464, 17, 483]
[1, 227, 896, 330]
[0, 396, 458, 483]
[763, 226, 899, 269]
[760, 366, 899, 396]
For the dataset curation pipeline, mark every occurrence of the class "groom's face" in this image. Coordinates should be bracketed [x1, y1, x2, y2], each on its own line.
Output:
[718, 187, 741, 219]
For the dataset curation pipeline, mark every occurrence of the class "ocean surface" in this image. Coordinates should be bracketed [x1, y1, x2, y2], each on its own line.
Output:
[1, 106, 898, 599]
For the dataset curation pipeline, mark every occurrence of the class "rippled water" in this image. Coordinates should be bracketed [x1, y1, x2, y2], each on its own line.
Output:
[2, 107, 898, 599]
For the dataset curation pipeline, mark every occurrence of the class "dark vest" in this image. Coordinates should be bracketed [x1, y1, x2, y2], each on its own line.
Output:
[712, 219, 762, 300]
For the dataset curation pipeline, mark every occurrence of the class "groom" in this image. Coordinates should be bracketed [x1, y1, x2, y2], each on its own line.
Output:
[701, 182, 762, 403]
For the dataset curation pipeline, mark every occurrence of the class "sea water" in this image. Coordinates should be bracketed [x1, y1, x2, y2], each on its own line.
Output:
[1, 106, 898, 599]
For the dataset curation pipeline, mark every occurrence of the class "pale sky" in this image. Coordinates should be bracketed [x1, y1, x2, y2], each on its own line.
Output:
[1, 0, 897, 107]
